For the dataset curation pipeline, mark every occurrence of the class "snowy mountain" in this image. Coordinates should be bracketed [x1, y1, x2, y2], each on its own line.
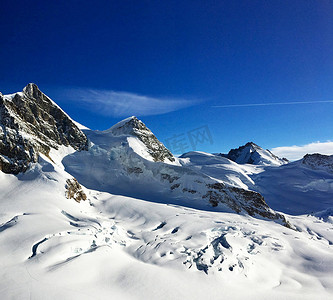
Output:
[106, 116, 175, 163]
[182, 151, 333, 215]
[1, 84, 333, 300]
[0, 83, 88, 174]
[180, 151, 259, 190]
[220, 142, 288, 166]
[63, 117, 288, 225]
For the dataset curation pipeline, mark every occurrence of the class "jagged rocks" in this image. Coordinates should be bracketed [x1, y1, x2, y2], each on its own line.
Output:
[171, 183, 180, 190]
[65, 178, 87, 203]
[182, 188, 197, 194]
[220, 142, 288, 166]
[203, 183, 241, 212]
[302, 153, 333, 173]
[161, 173, 180, 183]
[0, 83, 88, 174]
[127, 167, 143, 174]
[203, 183, 291, 228]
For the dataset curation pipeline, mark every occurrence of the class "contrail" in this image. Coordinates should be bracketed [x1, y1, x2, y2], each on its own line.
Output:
[212, 100, 333, 108]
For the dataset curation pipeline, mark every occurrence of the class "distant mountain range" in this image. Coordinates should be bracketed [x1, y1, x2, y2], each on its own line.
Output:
[1, 84, 332, 299]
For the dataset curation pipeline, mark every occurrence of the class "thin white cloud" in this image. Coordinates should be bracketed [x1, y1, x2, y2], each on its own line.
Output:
[212, 100, 333, 108]
[64, 88, 199, 117]
[271, 141, 333, 161]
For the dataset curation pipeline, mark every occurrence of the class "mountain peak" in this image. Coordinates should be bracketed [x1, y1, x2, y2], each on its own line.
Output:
[107, 116, 145, 133]
[23, 83, 41, 98]
[107, 116, 141, 134]
[245, 141, 259, 148]
[0, 84, 88, 174]
[221, 142, 288, 166]
[106, 116, 175, 163]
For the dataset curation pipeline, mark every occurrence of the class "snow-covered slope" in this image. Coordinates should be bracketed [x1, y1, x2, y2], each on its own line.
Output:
[1, 152, 333, 299]
[63, 120, 289, 225]
[0, 85, 287, 223]
[106, 116, 177, 164]
[180, 151, 259, 190]
[1, 84, 333, 299]
[220, 142, 288, 166]
[182, 151, 333, 215]
[253, 157, 333, 215]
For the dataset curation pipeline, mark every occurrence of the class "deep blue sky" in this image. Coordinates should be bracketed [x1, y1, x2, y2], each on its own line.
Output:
[1, 0, 333, 154]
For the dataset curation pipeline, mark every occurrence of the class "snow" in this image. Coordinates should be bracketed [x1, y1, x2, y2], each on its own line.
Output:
[222, 142, 287, 166]
[127, 136, 156, 162]
[73, 120, 90, 130]
[314, 208, 333, 223]
[252, 161, 333, 215]
[0, 158, 333, 299]
[180, 151, 260, 189]
[182, 151, 333, 216]
[105, 116, 137, 133]
[1, 110, 333, 298]
[2, 92, 23, 101]
[44, 145, 76, 167]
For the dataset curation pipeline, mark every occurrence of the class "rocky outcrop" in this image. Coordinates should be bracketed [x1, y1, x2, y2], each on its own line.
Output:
[220, 142, 288, 166]
[158, 169, 291, 227]
[0, 83, 88, 174]
[302, 153, 333, 173]
[65, 178, 87, 203]
[108, 116, 175, 163]
[203, 183, 291, 227]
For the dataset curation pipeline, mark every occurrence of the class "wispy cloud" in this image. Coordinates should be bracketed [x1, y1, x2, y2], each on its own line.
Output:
[63, 88, 199, 117]
[271, 141, 333, 161]
[212, 100, 333, 108]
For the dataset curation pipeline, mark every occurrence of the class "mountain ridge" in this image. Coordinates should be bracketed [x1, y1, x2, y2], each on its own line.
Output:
[0, 84, 299, 228]
[220, 141, 288, 166]
[107, 115, 175, 163]
[0, 84, 291, 225]
[1, 84, 333, 299]
[0, 83, 88, 174]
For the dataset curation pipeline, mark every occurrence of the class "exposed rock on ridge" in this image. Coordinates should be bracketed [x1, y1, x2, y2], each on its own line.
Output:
[0, 83, 291, 227]
[203, 183, 291, 227]
[162, 175, 291, 227]
[109, 116, 175, 163]
[221, 142, 288, 166]
[302, 153, 333, 173]
[0, 83, 88, 174]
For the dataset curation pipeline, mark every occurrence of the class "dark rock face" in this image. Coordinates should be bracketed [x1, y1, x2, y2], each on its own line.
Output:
[202, 182, 291, 227]
[221, 142, 288, 165]
[0, 83, 88, 174]
[110, 116, 175, 163]
[159, 168, 291, 227]
[302, 153, 333, 173]
[224, 142, 260, 164]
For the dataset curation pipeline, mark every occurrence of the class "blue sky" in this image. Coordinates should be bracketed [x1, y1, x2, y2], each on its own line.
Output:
[1, 1, 333, 157]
